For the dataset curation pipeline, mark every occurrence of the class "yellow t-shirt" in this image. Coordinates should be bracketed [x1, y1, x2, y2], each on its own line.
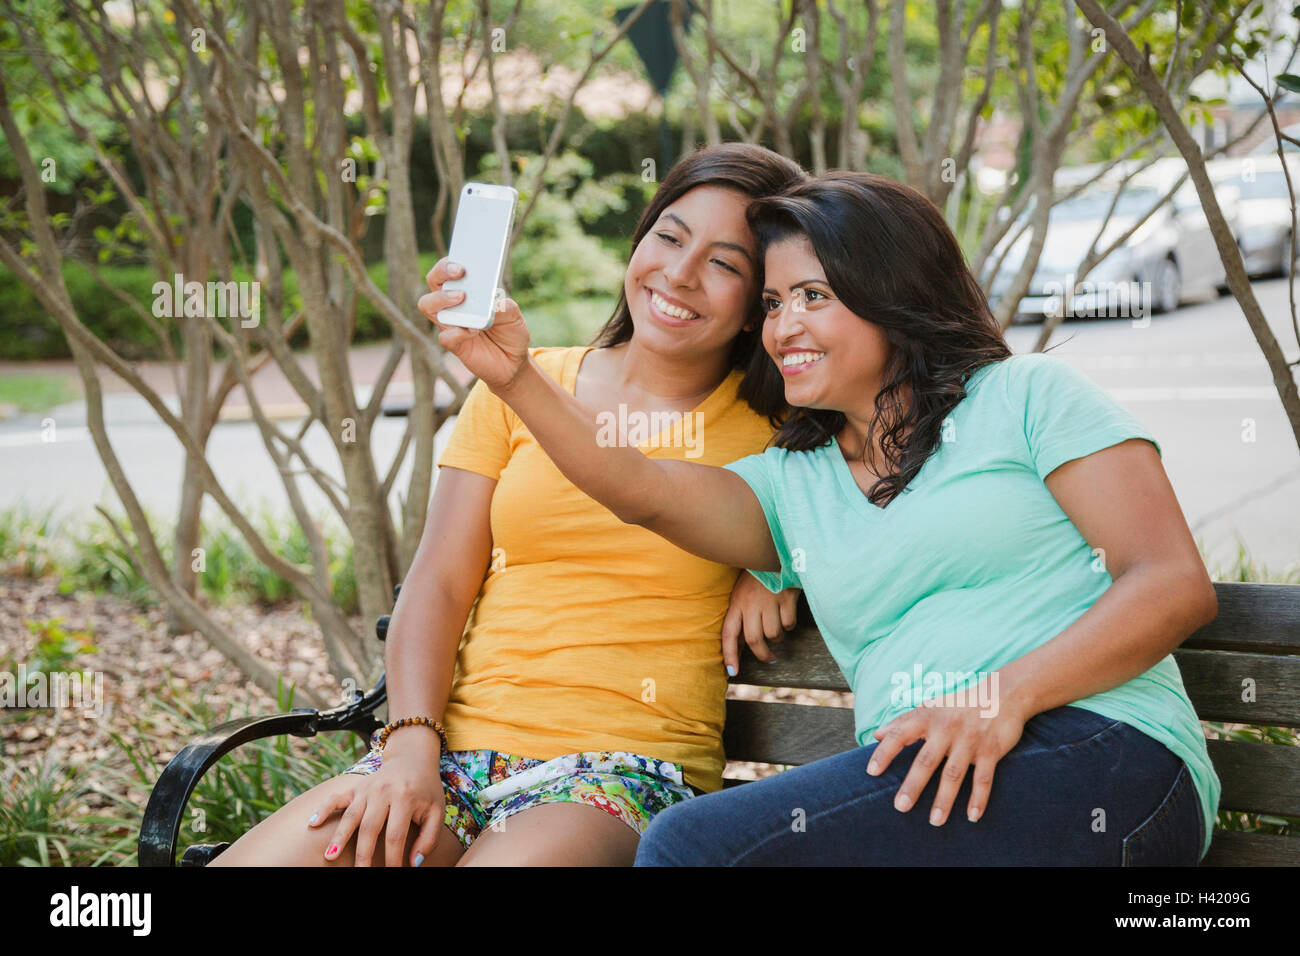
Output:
[436, 345, 778, 793]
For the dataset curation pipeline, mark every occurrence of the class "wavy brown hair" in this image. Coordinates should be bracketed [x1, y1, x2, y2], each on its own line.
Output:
[746, 172, 1012, 507]
[590, 142, 808, 420]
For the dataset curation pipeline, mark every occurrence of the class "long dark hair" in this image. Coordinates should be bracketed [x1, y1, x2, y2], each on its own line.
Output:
[589, 142, 808, 419]
[746, 172, 1012, 507]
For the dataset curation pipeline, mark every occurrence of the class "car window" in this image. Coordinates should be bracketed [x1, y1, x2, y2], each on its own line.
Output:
[1234, 171, 1294, 200]
[1051, 186, 1162, 222]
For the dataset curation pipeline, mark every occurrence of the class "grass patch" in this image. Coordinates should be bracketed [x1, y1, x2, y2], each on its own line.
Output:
[0, 374, 78, 414]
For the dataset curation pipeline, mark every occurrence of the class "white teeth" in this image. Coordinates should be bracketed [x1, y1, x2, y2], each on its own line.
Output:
[783, 351, 825, 367]
[651, 291, 700, 320]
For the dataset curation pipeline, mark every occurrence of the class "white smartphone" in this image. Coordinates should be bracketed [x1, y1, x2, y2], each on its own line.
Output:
[440, 182, 519, 330]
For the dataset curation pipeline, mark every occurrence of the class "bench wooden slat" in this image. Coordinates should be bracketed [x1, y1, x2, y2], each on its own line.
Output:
[1175, 649, 1300, 727]
[732, 627, 849, 691]
[1183, 583, 1300, 654]
[1208, 738, 1300, 816]
[1200, 830, 1300, 866]
[723, 699, 855, 766]
[732, 645, 1300, 727]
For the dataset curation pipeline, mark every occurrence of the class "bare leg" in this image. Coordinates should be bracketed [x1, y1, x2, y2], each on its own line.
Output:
[208, 773, 465, 867]
[455, 802, 640, 867]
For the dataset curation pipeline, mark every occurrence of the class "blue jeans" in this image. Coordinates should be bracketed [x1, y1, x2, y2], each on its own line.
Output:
[634, 705, 1204, 866]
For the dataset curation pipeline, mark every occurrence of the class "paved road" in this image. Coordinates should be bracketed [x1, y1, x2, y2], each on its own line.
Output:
[2, 278, 1297, 573]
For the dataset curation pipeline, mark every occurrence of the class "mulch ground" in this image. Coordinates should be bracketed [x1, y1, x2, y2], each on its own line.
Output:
[0, 575, 360, 827]
[0, 573, 852, 845]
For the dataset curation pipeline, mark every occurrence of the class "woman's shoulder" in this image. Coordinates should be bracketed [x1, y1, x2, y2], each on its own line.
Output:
[528, 345, 586, 376]
[987, 350, 1077, 381]
[991, 351, 1107, 405]
[961, 352, 1085, 406]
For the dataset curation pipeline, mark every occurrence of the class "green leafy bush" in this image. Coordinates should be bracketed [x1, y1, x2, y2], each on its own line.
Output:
[0, 505, 359, 614]
[95, 680, 366, 863]
[0, 748, 106, 867]
[0, 679, 365, 866]
[17, 617, 99, 677]
[59, 512, 160, 607]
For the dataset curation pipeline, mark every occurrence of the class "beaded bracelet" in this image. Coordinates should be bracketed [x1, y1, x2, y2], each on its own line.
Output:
[374, 716, 448, 753]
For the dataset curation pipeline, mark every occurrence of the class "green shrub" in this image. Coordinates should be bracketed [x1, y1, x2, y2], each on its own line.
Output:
[0, 505, 359, 614]
[1209, 542, 1300, 584]
[0, 260, 168, 361]
[13, 617, 99, 677]
[196, 507, 359, 614]
[0, 679, 364, 866]
[0, 745, 118, 866]
[0, 505, 59, 578]
[95, 679, 366, 863]
[59, 511, 161, 607]
[1, 194, 633, 361]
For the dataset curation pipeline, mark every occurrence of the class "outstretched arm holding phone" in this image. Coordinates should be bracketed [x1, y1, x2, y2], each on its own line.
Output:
[420, 257, 782, 576]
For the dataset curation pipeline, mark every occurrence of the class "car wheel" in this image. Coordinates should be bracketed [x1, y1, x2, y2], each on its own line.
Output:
[1154, 258, 1181, 314]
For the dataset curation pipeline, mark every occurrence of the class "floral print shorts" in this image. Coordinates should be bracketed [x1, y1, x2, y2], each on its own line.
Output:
[341, 730, 697, 851]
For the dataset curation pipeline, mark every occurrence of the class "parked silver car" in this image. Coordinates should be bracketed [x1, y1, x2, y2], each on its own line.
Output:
[1213, 157, 1298, 277]
[986, 165, 1225, 322]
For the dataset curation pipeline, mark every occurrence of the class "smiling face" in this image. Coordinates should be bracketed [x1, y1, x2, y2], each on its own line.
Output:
[760, 234, 895, 416]
[624, 185, 759, 357]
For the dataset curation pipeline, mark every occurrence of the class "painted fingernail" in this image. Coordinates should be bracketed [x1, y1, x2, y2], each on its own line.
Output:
[866, 760, 879, 775]
[413, 852, 425, 867]
[325, 843, 338, 858]
[725, 665, 737, 676]
[307, 813, 318, 825]
[930, 808, 944, 826]
[969, 807, 981, 823]
[895, 793, 911, 812]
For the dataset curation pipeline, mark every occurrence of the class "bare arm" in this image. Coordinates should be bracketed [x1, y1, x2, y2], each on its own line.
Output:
[381, 465, 496, 758]
[995, 437, 1219, 717]
[496, 353, 780, 572]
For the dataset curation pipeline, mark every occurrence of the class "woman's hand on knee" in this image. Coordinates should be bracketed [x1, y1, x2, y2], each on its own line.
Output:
[865, 678, 1029, 827]
[308, 751, 445, 866]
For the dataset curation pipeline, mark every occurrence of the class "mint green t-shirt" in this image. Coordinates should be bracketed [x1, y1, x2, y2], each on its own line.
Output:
[723, 352, 1220, 860]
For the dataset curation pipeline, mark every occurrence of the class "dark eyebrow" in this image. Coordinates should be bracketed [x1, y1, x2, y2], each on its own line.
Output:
[762, 279, 829, 295]
[660, 212, 754, 262]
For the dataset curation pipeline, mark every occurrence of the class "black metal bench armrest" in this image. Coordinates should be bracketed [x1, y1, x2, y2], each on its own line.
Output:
[137, 673, 387, 867]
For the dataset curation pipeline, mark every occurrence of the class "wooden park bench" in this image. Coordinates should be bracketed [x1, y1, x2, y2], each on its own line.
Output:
[138, 580, 1299, 866]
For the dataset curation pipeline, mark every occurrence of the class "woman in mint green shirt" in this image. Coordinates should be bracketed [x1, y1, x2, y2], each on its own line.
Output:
[421, 171, 1220, 865]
